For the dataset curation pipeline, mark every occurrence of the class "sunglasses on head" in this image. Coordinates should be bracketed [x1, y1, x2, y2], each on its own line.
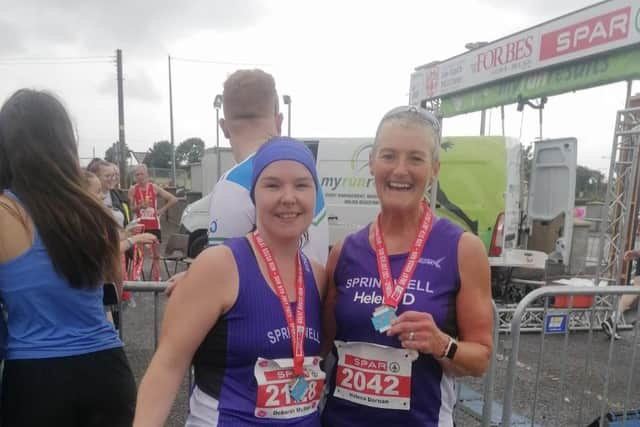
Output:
[382, 105, 441, 134]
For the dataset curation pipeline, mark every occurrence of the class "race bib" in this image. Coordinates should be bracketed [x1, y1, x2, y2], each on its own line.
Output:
[140, 207, 156, 220]
[333, 341, 417, 411]
[254, 356, 325, 419]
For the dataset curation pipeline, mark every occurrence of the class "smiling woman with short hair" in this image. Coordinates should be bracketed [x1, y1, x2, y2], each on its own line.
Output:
[321, 106, 493, 427]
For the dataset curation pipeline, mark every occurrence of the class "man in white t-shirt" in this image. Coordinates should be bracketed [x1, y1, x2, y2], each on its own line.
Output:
[206, 69, 328, 264]
[166, 70, 329, 295]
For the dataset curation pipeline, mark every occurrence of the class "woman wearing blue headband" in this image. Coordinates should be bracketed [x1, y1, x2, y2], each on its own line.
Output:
[135, 137, 327, 427]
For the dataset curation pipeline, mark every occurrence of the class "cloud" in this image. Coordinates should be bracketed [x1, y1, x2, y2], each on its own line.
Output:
[98, 68, 163, 103]
[480, 0, 594, 21]
[0, 19, 27, 55]
[2, 0, 268, 58]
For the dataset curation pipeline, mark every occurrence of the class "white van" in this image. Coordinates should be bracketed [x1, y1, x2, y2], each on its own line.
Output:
[180, 137, 577, 302]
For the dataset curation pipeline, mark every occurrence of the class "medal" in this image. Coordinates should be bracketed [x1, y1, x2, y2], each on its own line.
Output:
[289, 375, 310, 402]
[371, 199, 434, 333]
[371, 305, 398, 333]
[252, 231, 307, 400]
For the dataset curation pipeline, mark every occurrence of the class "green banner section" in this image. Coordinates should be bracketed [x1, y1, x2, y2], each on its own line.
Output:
[440, 47, 640, 117]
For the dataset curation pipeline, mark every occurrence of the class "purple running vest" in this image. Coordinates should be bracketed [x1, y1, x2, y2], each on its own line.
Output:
[190, 237, 322, 427]
[323, 218, 463, 427]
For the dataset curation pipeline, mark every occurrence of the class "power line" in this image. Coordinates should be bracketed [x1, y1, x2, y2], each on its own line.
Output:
[0, 55, 115, 66]
[0, 55, 114, 61]
[171, 56, 271, 67]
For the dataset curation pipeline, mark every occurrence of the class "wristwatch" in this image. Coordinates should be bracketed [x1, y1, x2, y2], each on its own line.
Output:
[440, 336, 458, 360]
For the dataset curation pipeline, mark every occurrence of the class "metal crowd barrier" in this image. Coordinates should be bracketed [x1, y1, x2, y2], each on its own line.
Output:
[122, 281, 168, 349]
[501, 285, 640, 427]
[118, 282, 640, 426]
[121, 280, 194, 404]
[456, 301, 501, 425]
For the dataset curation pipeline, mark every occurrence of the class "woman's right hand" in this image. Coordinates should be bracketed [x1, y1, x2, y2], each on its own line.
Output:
[135, 233, 158, 245]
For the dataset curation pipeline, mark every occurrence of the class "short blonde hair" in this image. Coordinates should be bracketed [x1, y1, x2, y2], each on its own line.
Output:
[374, 106, 441, 162]
[222, 69, 279, 120]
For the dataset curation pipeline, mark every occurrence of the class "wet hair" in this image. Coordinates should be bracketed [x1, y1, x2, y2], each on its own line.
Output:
[222, 69, 279, 120]
[0, 89, 120, 288]
[373, 106, 441, 162]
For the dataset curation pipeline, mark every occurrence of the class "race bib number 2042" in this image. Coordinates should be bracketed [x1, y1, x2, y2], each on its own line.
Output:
[254, 356, 325, 420]
[333, 341, 417, 411]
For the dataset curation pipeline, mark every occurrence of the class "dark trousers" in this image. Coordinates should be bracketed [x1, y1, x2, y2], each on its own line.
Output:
[1, 347, 136, 427]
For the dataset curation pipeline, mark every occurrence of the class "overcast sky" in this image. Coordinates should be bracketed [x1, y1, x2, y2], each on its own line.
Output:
[0, 0, 632, 174]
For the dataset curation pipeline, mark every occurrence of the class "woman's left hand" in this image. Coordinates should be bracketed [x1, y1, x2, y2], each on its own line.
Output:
[386, 310, 449, 357]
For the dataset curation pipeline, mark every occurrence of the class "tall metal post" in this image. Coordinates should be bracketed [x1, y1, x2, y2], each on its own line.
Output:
[287, 101, 291, 137]
[214, 95, 223, 183]
[116, 49, 127, 188]
[168, 55, 177, 187]
[479, 109, 486, 136]
[539, 104, 544, 139]
[622, 84, 640, 285]
[283, 95, 291, 137]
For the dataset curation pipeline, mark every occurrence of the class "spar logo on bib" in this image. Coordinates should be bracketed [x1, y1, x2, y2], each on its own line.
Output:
[346, 355, 389, 372]
[334, 341, 417, 411]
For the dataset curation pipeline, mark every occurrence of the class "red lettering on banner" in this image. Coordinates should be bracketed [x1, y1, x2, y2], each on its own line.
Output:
[345, 354, 388, 372]
[425, 67, 439, 98]
[471, 37, 533, 73]
[540, 8, 630, 60]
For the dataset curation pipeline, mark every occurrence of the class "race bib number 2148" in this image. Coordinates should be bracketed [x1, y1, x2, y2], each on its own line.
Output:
[254, 357, 325, 420]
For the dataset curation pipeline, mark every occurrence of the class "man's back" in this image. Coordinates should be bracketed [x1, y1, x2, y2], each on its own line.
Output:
[206, 69, 329, 264]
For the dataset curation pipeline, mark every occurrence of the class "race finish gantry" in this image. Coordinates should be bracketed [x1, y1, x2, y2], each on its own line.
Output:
[409, 0, 640, 331]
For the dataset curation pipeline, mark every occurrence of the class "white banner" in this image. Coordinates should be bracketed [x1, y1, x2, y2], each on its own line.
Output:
[410, 0, 640, 103]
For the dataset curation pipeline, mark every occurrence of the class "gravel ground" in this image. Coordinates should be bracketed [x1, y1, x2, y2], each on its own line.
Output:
[123, 290, 640, 427]
[122, 293, 189, 426]
[124, 221, 640, 426]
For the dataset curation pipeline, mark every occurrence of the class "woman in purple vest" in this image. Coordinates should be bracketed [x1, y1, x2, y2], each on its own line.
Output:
[135, 138, 327, 426]
[321, 106, 493, 427]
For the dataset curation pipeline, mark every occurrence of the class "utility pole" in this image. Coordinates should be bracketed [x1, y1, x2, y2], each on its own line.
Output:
[214, 95, 223, 182]
[168, 55, 177, 187]
[116, 49, 127, 188]
[283, 95, 292, 137]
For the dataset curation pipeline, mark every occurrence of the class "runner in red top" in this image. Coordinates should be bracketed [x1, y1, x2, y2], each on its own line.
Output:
[128, 164, 177, 280]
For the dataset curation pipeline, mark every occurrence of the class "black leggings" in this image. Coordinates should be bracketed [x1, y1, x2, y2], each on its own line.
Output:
[1, 347, 136, 427]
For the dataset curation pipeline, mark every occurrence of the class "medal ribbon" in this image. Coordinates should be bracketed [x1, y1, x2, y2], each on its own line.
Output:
[121, 254, 129, 281]
[252, 231, 306, 376]
[374, 199, 434, 308]
[131, 244, 145, 281]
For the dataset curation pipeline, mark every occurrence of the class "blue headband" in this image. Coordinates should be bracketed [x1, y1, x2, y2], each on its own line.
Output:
[250, 137, 319, 203]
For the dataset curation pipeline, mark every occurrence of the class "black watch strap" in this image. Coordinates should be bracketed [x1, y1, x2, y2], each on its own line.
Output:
[445, 338, 458, 360]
